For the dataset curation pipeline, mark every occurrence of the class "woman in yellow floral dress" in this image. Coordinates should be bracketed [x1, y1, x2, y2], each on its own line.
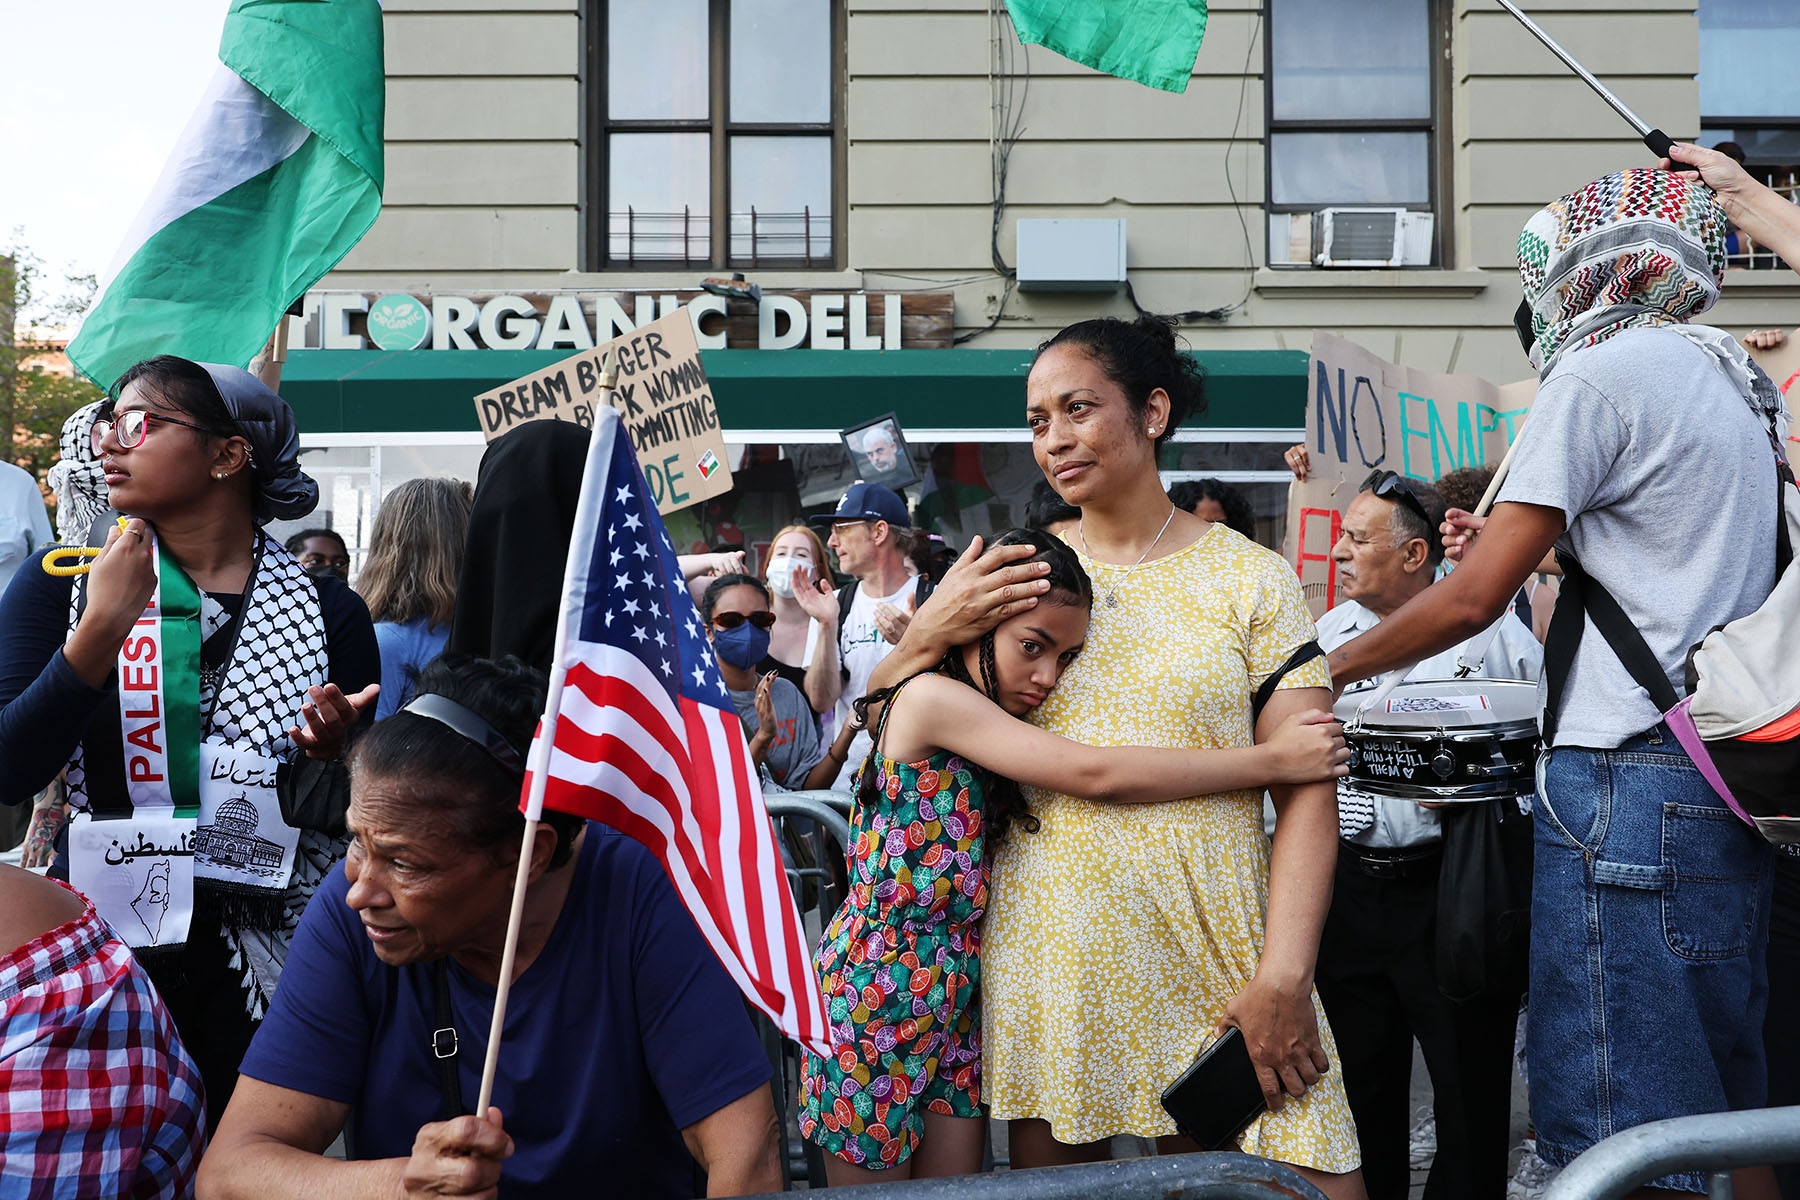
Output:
[867, 316, 1365, 1200]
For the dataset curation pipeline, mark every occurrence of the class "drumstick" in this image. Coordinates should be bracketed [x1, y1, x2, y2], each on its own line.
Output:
[1470, 433, 1522, 519]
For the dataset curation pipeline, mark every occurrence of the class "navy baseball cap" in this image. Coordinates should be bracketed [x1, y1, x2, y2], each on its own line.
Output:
[809, 481, 912, 529]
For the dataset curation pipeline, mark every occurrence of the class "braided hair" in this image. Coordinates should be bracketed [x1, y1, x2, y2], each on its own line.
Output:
[851, 528, 1091, 847]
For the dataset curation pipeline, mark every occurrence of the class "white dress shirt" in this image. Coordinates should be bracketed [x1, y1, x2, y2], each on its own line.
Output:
[1317, 597, 1544, 848]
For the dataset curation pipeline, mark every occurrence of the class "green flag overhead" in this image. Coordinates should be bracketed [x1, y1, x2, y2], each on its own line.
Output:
[69, 0, 384, 390]
[1004, 0, 1208, 93]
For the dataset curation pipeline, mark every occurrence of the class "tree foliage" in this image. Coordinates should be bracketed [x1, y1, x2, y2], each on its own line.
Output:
[2, 236, 104, 490]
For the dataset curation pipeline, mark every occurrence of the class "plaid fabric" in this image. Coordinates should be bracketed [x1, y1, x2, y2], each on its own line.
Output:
[1518, 168, 1728, 373]
[0, 880, 206, 1199]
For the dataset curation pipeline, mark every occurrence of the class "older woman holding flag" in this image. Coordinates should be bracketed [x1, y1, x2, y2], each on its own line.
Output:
[0, 355, 378, 1126]
[199, 655, 782, 1199]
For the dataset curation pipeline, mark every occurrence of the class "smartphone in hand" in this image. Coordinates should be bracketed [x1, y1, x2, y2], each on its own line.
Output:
[1159, 1026, 1275, 1151]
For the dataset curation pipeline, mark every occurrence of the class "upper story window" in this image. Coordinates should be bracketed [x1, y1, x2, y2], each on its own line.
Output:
[589, 0, 839, 270]
[1264, 0, 1442, 269]
[1699, 0, 1800, 269]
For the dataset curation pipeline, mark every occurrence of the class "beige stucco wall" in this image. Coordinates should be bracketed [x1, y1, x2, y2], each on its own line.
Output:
[329, 0, 1800, 391]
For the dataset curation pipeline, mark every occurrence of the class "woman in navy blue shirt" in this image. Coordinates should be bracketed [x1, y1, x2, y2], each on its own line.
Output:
[198, 655, 781, 1199]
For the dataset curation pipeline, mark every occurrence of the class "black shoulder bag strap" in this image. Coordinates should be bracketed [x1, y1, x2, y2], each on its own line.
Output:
[1542, 552, 1679, 746]
[430, 959, 468, 1120]
[1251, 640, 1325, 725]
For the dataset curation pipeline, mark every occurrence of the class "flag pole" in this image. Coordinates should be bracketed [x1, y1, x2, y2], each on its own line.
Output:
[473, 350, 619, 1117]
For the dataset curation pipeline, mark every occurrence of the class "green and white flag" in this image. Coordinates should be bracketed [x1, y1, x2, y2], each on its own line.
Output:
[1004, 0, 1208, 93]
[68, 0, 384, 390]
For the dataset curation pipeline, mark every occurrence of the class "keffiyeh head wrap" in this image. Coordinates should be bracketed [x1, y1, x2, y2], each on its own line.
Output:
[46, 400, 109, 544]
[1519, 169, 1785, 432]
[1519, 169, 1725, 373]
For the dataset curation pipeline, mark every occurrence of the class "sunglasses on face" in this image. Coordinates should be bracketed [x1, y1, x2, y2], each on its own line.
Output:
[711, 610, 777, 631]
[1361, 470, 1433, 531]
[91, 407, 223, 455]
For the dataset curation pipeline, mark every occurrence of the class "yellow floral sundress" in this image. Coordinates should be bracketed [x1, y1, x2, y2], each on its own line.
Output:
[982, 525, 1360, 1170]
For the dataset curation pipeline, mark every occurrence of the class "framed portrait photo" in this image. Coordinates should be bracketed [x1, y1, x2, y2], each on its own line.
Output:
[838, 412, 919, 491]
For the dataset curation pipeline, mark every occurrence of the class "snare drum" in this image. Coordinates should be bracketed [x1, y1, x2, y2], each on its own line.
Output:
[1333, 679, 1541, 803]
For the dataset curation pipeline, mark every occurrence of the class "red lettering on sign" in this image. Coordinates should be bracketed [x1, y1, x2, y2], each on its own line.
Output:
[127, 756, 164, 783]
[126, 722, 164, 755]
[121, 663, 159, 691]
[1296, 507, 1343, 610]
[122, 635, 157, 662]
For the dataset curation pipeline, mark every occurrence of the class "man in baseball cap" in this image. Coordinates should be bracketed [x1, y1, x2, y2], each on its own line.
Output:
[808, 482, 926, 787]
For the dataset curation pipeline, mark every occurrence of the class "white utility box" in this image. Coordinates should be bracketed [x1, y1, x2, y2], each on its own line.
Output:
[1016, 218, 1128, 291]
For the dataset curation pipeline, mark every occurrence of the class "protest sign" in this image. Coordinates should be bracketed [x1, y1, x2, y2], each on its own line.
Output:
[473, 304, 733, 514]
[1282, 332, 1537, 617]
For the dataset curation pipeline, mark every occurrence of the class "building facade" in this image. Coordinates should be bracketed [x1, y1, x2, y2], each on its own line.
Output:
[282, 0, 1800, 562]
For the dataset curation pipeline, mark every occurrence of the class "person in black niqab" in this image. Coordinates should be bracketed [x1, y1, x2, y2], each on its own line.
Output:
[448, 421, 590, 675]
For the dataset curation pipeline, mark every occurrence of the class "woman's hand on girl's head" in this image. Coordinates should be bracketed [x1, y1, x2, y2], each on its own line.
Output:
[1264, 710, 1349, 784]
[289, 682, 381, 760]
[911, 536, 1051, 651]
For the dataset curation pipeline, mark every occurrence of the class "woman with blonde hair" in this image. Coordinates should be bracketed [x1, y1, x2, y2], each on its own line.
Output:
[357, 477, 472, 720]
[761, 521, 842, 721]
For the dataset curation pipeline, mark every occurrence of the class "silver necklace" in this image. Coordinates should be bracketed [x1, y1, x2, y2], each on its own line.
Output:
[1078, 505, 1178, 608]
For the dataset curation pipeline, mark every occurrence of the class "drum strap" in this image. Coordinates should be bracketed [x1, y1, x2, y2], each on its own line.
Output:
[1543, 552, 1679, 746]
[1252, 640, 1325, 725]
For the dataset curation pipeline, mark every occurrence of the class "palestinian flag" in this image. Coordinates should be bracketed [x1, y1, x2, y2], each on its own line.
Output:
[1004, 0, 1208, 93]
[69, 0, 384, 390]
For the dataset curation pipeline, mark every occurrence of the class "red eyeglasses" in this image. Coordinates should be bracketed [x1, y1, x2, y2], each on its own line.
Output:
[91, 408, 224, 455]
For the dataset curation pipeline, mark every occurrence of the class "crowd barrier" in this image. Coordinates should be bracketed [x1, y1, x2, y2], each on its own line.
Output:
[1543, 1106, 1800, 1200]
[740, 1152, 1327, 1198]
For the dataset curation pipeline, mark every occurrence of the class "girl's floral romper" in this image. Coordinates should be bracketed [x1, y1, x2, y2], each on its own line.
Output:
[799, 679, 989, 1168]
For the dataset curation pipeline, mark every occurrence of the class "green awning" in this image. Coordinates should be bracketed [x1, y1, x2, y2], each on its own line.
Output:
[279, 347, 1307, 435]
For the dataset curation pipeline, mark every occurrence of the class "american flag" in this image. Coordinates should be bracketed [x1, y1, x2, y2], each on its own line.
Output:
[520, 409, 831, 1057]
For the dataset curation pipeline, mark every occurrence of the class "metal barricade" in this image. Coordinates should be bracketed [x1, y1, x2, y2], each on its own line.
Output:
[761, 792, 855, 1189]
[1542, 1106, 1800, 1200]
[739, 1152, 1326, 1198]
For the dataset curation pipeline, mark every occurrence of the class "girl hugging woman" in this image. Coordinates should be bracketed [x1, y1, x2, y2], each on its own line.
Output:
[798, 528, 1348, 1184]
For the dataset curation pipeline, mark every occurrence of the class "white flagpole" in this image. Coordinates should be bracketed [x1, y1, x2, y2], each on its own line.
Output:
[474, 350, 619, 1117]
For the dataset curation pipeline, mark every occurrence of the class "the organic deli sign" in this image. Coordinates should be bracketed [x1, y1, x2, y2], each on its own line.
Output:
[294, 289, 954, 352]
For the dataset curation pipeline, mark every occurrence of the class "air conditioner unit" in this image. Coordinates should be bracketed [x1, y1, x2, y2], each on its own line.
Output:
[1314, 208, 1434, 268]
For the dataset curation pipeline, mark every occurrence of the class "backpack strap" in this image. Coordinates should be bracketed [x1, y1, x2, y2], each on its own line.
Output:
[1542, 552, 1679, 746]
[836, 582, 858, 682]
[1251, 640, 1324, 725]
[430, 959, 467, 1121]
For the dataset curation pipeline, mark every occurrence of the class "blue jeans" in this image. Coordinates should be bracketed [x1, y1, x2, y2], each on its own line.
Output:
[1527, 726, 1773, 1192]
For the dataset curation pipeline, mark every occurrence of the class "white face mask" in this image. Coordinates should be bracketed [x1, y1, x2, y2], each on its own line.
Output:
[766, 554, 811, 598]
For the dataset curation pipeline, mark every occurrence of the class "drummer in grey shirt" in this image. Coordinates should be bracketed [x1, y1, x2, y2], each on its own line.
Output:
[1308, 471, 1541, 1200]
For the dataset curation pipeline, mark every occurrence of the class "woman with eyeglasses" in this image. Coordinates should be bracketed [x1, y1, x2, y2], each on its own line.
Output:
[0, 354, 380, 1129]
[700, 572, 862, 791]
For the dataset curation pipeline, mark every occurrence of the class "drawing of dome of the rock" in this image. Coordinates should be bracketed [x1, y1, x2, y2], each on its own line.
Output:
[194, 794, 285, 873]
[215, 797, 260, 832]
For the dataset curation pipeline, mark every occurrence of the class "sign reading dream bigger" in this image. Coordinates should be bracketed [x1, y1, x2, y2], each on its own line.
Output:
[472, 305, 733, 515]
[1282, 331, 1537, 617]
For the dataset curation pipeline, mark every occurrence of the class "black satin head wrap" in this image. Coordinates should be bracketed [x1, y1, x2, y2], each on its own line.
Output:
[447, 421, 591, 675]
[197, 363, 319, 523]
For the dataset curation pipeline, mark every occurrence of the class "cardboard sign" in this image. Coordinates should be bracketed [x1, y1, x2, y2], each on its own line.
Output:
[1282, 332, 1537, 617]
[473, 304, 733, 514]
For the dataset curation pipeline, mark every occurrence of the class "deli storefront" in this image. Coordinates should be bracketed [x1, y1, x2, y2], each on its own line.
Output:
[277, 288, 1308, 568]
